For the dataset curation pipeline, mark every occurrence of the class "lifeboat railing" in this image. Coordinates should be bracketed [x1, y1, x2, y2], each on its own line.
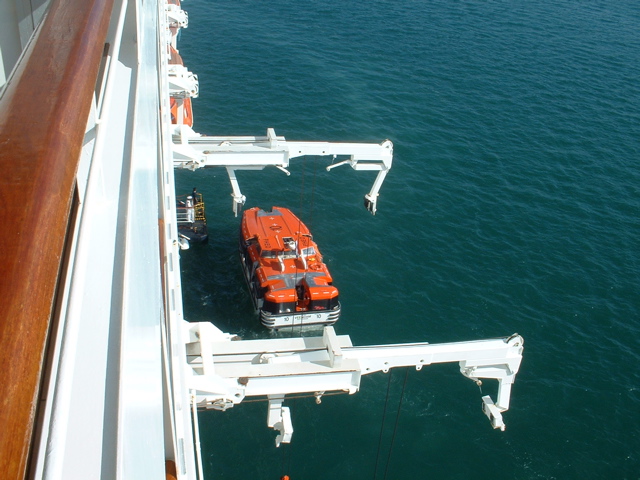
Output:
[0, 0, 116, 477]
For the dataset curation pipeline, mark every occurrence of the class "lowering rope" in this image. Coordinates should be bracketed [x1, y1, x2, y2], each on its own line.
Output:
[280, 440, 291, 479]
[290, 155, 307, 334]
[373, 370, 394, 479]
[293, 154, 318, 335]
[373, 368, 410, 480]
[383, 368, 410, 480]
[308, 154, 317, 234]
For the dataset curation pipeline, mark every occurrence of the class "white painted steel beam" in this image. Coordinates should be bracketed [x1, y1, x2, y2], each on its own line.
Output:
[186, 324, 524, 443]
[172, 127, 393, 215]
[168, 64, 199, 98]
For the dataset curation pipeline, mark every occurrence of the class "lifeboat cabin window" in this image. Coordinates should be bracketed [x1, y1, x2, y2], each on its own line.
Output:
[308, 297, 340, 311]
[262, 300, 296, 314]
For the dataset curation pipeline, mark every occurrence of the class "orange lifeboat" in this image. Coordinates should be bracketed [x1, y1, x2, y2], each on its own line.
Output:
[240, 207, 341, 329]
[170, 96, 193, 126]
[168, 45, 183, 65]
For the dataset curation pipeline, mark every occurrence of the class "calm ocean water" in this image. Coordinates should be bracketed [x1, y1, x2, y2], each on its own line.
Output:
[175, 1, 640, 478]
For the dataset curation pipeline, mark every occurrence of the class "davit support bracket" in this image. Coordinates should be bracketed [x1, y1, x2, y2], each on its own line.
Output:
[267, 395, 294, 447]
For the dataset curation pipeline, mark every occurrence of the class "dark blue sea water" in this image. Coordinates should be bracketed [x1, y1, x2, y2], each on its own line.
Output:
[175, 1, 640, 478]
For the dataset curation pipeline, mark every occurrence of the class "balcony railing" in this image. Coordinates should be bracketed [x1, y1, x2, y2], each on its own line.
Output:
[0, 0, 116, 476]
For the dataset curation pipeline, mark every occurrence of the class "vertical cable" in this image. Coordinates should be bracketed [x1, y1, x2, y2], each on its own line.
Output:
[295, 156, 307, 335]
[373, 370, 394, 479]
[383, 368, 409, 480]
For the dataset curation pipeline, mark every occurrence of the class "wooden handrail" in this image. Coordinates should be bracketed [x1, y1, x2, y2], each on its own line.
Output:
[0, 0, 115, 476]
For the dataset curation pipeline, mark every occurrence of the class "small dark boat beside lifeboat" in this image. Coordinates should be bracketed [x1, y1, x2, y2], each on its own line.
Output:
[177, 189, 208, 245]
[240, 206, 340, 329]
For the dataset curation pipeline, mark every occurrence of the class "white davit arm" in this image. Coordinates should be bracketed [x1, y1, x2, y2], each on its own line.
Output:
[172, 127, 393, 215]
[184, 323, 524, 445]
[167, 64, 199, 98]
[165, 3, 188, 28]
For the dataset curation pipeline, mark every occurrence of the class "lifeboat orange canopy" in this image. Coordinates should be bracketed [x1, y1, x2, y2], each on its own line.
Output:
[168, 45, 183, 65]
[170, 96, 193, 126]
[240, 207, 340, 329]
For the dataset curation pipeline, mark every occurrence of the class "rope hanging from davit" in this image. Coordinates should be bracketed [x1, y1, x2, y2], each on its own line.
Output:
[373, 367, 410, 480]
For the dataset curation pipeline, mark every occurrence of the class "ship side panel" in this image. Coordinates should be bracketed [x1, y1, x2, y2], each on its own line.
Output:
[117, 0, 166, 477]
